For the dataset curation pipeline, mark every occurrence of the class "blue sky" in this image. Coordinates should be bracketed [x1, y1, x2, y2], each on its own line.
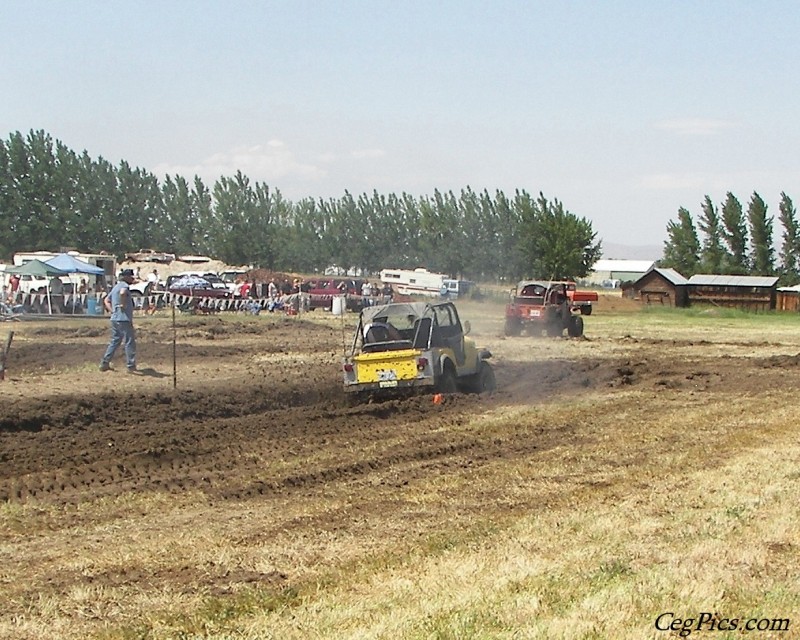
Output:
[3, 0, 799, 252]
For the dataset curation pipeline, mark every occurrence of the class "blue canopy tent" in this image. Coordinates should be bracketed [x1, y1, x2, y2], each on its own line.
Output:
[44, 253, 106, 313]
[44, 253, 105, 275]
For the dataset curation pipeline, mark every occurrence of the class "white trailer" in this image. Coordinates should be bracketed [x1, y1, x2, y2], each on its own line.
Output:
[379, 268, 448, 297]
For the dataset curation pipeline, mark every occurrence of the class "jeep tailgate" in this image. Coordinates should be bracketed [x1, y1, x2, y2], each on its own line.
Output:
[354, 348, 421, 385]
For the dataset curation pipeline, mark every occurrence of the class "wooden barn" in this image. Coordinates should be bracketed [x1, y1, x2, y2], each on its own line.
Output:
[686, 274, 779, 311]
[776, 284, 800, 312]
[631, 268, 689, 307]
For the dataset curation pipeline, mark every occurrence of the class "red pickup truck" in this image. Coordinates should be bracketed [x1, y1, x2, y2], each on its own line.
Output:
[555, 281, 598, 315]
[305, 278, 366, 311]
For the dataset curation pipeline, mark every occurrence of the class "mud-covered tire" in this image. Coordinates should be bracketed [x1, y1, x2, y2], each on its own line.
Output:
[437, 364, 458, 393]
[568, 315, 584, 337]
[580, 305, 592, 316]
[504, 317, 522, 336]
[470, 361, 496, 394]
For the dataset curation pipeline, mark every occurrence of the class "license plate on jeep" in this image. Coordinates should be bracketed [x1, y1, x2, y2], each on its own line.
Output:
[529, 309, 541, 317]
[379, 380, 398, 388]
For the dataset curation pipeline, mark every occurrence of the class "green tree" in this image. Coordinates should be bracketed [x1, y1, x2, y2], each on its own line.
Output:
[0, 129, 609, 282]
[778, 192, 799, 282]
[662, 207, 700, 276]
[6, 131, 57, 251]
[277, 198, 327, 272]
[494, 190, 524, 280]
[161, 175, 195, 254]
[458, 187, 498, 281]
[191, 176, 214, 256]
[721, 192, 749, 273]
[233, 180, 282, 270]
[115, 161, 165, 254]
[747, 191, 774, 275]
[419, 190, 465, 277]
[698, 195, 727, 272]
[73, 153, 120, 253]
[0, 136, 13, 257]
[516, 191, 601, 280]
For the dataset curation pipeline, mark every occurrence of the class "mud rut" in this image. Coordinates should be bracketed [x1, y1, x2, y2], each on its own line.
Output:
[2, 319, 797, 508]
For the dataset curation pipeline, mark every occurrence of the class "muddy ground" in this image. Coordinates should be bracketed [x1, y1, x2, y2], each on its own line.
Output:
[3, 310, 788, 506]
[2, 300, 800, 636]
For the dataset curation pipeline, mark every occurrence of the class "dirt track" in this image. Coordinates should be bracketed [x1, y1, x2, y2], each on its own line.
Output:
[2, 314, 794, 507]
[2, 307, 800, 637]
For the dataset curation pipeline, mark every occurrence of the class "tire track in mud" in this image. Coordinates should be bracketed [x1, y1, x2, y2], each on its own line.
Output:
[0, 379, 575, 507]
[2, 349, 794, 506]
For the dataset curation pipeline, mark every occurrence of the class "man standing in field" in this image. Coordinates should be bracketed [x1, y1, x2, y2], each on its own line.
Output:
[100, 269, 137, 373]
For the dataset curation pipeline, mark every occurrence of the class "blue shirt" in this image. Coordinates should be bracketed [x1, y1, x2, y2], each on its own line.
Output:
[108, 281, 134, 322]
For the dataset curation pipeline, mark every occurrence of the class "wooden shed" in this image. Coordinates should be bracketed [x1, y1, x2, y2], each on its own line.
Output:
[686, 274, 779, 311]
[631, 268, 689, 307]
[776, 285, 800, 312]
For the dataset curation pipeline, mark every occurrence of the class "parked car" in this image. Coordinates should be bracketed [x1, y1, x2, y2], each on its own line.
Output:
[304, 279, 347, 310]
[219, 270, 249, 295]
[167, 273, 232, 298]
[305, 278, 367, 311]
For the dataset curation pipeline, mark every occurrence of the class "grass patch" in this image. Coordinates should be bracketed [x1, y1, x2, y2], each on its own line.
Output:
[6, 308, 800, 640]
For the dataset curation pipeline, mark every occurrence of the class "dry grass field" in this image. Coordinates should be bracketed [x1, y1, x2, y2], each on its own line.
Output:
[1, 293, 799, 639]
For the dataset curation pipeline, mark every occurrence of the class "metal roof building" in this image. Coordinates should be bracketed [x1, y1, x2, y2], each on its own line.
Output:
[630, 267, 690, 307]
[586, 259, 656, 286]
[776, 282, 800, 311]
[686, 274, 779, 311]
[687, 274, 780, 288]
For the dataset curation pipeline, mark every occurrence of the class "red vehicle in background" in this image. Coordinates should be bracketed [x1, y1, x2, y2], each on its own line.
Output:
[305, 279, 346, 310]
[554, 280, 598, 315]
[305, 278, 367, 311]
[504, 280, 585, 338]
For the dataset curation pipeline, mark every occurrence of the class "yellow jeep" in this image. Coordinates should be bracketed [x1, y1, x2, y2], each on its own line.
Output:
[342, 301, 495, 398]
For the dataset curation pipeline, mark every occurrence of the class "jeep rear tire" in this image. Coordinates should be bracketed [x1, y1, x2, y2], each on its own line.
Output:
[568, 315, 584, 337]
[472, 361, 496, 394]
[504, 317, 522, 336]
[437, 364, 458, 394]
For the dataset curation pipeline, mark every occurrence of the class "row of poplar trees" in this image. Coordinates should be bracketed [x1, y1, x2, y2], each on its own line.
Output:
[662, 191, 800, 284]
[0, 130, 601, 282]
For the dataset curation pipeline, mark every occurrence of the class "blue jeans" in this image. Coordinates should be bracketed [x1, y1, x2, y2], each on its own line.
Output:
[101, 320, 136, 369]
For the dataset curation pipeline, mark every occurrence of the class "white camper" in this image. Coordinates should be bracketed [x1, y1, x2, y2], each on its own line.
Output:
[379, 268, 448, 297]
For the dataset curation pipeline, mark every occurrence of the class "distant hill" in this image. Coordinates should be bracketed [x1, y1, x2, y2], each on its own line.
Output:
[600, 241, 662, 262]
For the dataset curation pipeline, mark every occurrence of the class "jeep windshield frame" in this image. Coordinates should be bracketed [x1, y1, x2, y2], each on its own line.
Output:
[351, 302, 438, 354]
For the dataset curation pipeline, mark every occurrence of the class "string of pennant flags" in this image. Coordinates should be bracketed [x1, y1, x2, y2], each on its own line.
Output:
[10, 291, 300, 312]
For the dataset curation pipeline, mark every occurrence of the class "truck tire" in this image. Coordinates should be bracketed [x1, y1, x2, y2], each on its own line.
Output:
[568, 315, 584, 337]
[471, 361, 496, 394]
[437, 363, 458, 394]
[504, 317, 522, 336]
[580, 305, 592, 316]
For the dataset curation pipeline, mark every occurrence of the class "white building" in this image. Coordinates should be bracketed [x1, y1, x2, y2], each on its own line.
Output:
[584, 259, 656, 287]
